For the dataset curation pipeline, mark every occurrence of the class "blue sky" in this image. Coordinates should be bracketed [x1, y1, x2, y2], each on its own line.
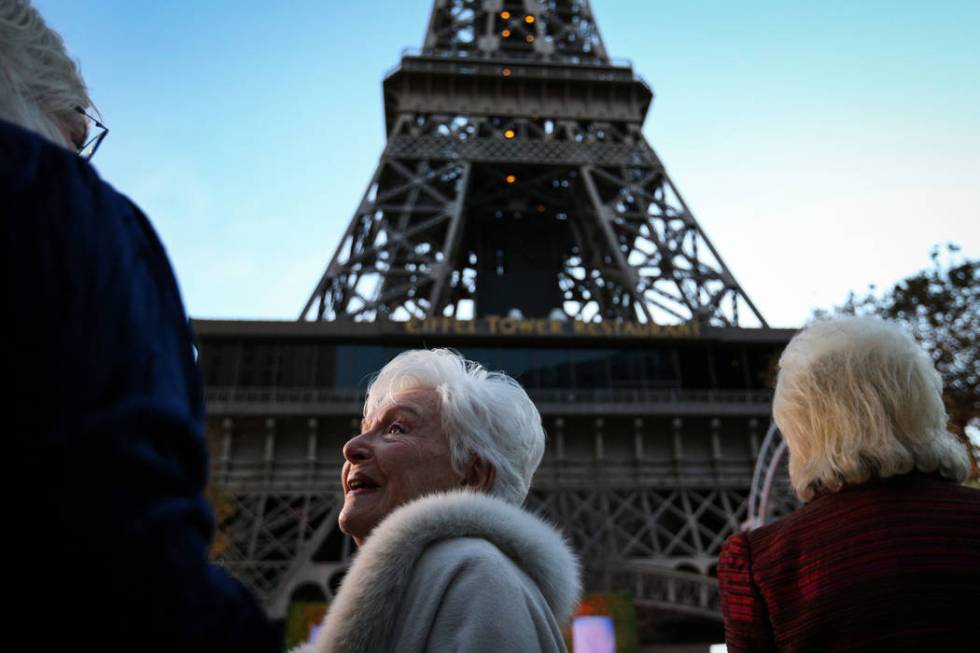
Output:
[36, 0, 979, 328]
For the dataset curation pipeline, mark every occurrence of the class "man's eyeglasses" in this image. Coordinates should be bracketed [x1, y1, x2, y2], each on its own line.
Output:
[73, 106, 109, 160]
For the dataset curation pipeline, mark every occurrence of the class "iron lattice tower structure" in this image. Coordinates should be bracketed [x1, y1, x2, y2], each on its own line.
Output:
[202, 2, 799, 646]
[302, 0, 766, 328]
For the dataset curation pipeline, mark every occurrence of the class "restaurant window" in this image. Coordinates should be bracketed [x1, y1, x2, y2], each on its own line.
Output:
[676, 345, 711, 389]
[277, 343, 316, 387]
[745, 344, 781, 390]
[238, 342, 277, 387]
[314, 343, 337, 387]
[608, 349, 645, 388]
[533, 348, 573, 389]
[714, 345, 749, 389]
[570, 349, 610, 389]
[641, 348, 679, 388]
[200, 340, 240, 386]
[496, 347, 537, 387]
[335, 345, 395, 391]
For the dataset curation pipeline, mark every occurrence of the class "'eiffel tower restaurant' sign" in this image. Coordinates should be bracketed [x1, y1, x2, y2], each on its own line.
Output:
[403, 315, 701, 339]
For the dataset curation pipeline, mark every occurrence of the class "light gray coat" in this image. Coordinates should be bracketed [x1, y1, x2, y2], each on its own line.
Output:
[307, 490, 581, 653]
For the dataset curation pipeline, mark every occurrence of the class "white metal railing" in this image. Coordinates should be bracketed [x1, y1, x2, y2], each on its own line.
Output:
[205, 386, 772, 407]
[609, 563, 722, 620]
[400, 46, 633, 68]
[211, 458, 754, 492]
[388, 49, 637, 82]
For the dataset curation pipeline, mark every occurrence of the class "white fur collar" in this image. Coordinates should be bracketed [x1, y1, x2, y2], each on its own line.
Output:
[309, 490, 581, 653]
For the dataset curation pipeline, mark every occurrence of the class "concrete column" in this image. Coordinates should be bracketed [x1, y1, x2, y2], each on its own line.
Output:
[220, 418, 234, 464]
[554, 417, 565, 461]
[710, 418, 722, 461]
[220, 417, 234, 483]
[264, 418, 276, 472]
[633, 417, 644, 461]
[671, 417, 684, 461]
[594, 418, 605, 461]
[748, 418, 760, 458]
[307, 418, 319, 475]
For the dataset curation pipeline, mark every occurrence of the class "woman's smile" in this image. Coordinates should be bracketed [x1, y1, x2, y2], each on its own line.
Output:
[338, 388, 464, 544]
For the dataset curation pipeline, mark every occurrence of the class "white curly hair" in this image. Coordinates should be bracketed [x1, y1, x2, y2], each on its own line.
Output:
[364, 349, 546, 505]
[0, 0, 91, 148]
[774, 315, 970, 501]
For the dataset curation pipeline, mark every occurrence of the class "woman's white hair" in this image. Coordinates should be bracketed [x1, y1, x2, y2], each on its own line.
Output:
[0, 0, 90, 148]
[365, 349, 546, 505]
[774, 315, 970, 501]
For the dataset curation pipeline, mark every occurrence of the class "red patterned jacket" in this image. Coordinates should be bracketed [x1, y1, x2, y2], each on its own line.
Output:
[718, 473, 980, 652]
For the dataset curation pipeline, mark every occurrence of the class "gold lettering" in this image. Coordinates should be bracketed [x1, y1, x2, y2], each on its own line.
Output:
[550, 320, 563, 335]
[573, 321, 588, 336]
[486, 315, 500, 335]
[405, 318, 420, 334]
[624, 322, 641, 337]
[500, 318, 518, 335]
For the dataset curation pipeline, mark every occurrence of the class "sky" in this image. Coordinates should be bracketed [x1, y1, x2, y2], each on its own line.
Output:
[36, 0, 980, 328]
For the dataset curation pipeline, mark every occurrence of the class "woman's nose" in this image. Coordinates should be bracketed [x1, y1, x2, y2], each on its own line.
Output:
[342, 433, 372, 463]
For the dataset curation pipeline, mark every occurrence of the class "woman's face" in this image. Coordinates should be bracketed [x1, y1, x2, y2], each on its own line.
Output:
[338, 387, 463, 544]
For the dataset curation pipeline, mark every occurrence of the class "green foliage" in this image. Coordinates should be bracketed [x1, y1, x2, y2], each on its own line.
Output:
[203, 424, 234, 560]
[816, 243, 979, 475]
[285, 601, 328, 649]
[565, 592, 639, 653]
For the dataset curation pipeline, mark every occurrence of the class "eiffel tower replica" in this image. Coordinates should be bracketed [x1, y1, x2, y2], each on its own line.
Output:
[196, 1, 799, 647]
[301, 2, 766, 326]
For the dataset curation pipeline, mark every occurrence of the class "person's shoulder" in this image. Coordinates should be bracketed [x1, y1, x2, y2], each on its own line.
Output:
[905, 476, 980, 520]
[746, 475, 980, 552]
[416, 537, 539, 602]
[420, 536, 517, 575]
[912, 475, 980, 498]
[2, 119, 97, 196]
[0, 119, 137, 235]
[0, 119, 49, 183]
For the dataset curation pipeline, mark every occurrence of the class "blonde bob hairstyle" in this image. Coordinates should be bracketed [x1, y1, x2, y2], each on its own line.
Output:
[774, 316, 970, 502]
[364, 349, 546, 506]
[0, 0, 90, 148]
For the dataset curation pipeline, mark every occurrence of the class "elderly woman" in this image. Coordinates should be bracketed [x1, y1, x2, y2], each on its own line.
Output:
[719, 316, 979, 652]
[3, 1, 279, 650]
[308, 349, 580, 653]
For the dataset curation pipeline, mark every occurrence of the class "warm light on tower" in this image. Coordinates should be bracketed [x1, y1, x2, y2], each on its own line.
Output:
[505, 174, 517, 184]
[501, 67, 512, 77]
[500, 10, 511, 20]
[502, 29, 511, 38]
[504, 129, 516, 139]
[525, 15, 535, 24]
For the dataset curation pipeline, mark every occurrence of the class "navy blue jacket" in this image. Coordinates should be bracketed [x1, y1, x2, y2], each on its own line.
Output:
[2, 120, 281, 651]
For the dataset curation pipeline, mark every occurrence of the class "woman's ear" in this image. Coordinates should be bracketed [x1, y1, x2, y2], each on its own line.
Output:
[463, 457, 496, 493]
